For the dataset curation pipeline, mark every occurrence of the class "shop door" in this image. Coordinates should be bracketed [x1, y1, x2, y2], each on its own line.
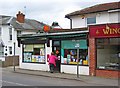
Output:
[52, 40, 61, 72]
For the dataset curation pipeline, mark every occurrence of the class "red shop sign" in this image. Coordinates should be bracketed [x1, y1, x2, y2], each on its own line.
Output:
[89, 23, 120, 38]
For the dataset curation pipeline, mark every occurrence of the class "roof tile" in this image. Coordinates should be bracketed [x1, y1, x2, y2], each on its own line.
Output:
[65, 2, 120, 17]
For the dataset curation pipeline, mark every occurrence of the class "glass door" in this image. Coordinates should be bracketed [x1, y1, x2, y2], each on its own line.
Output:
[52, 40, 61, 72]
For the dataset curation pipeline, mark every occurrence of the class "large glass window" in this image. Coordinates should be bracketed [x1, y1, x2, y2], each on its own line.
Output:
[61, 40, 88, 65]
[96, 38, 119, 70]
[23, 44, 45, 63]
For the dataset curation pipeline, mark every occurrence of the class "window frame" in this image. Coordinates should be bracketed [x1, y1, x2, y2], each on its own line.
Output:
[0, 46, 4, 57]
[0, 27, 1, 36]
[87, 17, 96, 25]
[23, 44, 46, 64]
[9, 47, 12, 55]
[9, 27, 12, 40]
[96, 38, 120, 70]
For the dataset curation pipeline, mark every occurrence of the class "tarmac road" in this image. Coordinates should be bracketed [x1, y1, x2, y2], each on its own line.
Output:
[2, 68, 104, 86]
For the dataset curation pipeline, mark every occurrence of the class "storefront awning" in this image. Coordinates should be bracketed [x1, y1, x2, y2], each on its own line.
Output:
[48, 33, 87, 38]
[18, 30, 88, 44]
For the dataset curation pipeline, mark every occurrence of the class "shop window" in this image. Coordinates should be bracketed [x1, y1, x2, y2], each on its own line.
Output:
[110, 38, 120, 45]
[61, 40, 88, 65]
[96, 38, 110, 45]
[53, 41, 60, 46]
[61, 49, 88, 65]
[96, 38, 120, 70]
[23, 44, 45, 63]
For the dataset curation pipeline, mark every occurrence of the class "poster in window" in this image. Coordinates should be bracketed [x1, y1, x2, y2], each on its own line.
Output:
[40, 48, 45, 56]
[24, 52, 32, 62]
[32, 55, 37, 62]
[32, 55, 45, 63]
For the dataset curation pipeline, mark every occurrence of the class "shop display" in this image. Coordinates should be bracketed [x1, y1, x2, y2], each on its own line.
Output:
[23, 44, 45, 63]
[61, 48, 88, 65]
[24, 52, 32, 62]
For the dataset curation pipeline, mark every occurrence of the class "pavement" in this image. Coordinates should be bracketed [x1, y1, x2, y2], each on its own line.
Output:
[2, 66, 119, 86]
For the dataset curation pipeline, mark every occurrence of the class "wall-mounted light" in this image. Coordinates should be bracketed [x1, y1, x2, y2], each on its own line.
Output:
[81, 15, 85, 19]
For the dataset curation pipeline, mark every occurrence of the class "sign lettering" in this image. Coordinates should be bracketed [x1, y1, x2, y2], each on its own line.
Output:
[89, 23, 120, 38]
[103, 25, 120, 35]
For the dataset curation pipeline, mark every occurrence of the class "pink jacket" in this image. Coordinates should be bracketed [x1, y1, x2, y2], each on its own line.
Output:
[49, 55, 58, 67]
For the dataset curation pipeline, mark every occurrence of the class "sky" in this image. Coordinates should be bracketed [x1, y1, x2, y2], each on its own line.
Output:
[0, 0, 119, 28]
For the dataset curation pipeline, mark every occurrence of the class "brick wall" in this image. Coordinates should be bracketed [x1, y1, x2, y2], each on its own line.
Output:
[89, 38, 96, 76]
[96, 69, 120, 78]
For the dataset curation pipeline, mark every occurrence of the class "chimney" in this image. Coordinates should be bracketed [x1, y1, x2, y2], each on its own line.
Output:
[16, 11, 25, 23]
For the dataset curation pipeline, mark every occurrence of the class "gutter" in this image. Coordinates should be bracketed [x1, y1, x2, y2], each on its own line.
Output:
[18, 30, 89, 39]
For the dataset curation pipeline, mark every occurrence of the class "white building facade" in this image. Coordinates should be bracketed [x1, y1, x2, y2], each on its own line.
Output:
[69, 11, 120, 29]
[0, 11, 46, 61]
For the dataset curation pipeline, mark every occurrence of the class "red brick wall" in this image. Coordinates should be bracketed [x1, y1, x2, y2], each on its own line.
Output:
[96, 70, 120, 78]
[89, 38, 96, 76]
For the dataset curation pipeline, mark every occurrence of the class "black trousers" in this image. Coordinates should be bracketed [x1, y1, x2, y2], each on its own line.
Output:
[49, 64, 54, 73]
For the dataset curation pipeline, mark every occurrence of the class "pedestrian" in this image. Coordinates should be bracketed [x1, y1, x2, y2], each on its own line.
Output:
[48, 52, 58, 73]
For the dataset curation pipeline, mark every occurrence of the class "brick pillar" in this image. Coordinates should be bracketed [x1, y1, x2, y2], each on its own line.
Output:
[89, 38, 96, 76]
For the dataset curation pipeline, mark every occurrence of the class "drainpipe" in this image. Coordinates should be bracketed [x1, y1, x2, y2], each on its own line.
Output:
[70, 18, 72, 29]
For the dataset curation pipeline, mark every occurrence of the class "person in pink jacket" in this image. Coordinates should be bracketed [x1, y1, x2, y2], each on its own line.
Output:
[49, 52, 58, 73]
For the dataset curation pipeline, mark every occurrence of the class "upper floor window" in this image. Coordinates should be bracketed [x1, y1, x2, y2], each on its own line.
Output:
[0, 46, 4, 57]
[0, 27, 1, 36]
[9, 47, 12, 54]
[9, 27, 12, 40]
[87, 17, 96, 24]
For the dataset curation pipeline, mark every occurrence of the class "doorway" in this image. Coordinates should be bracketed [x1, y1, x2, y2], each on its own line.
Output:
[52, 40, 61, 72]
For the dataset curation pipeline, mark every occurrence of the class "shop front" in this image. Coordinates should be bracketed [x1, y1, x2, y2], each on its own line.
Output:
[89, 23, 120, 78]
[19, 36, 51, 71]
[18, 30, 89, 75]
[49, 32, 89, 75]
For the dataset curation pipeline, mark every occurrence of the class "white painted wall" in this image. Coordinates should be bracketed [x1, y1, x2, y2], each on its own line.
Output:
[1, 25, 21, 57]
[96, 12, 109, 24]
[109, 12, 120, 23]
[71, 16, 86, 28]
[61, 65, 89, 75]
[71, 11, 120, 28]
[20, 63, 49, 71]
